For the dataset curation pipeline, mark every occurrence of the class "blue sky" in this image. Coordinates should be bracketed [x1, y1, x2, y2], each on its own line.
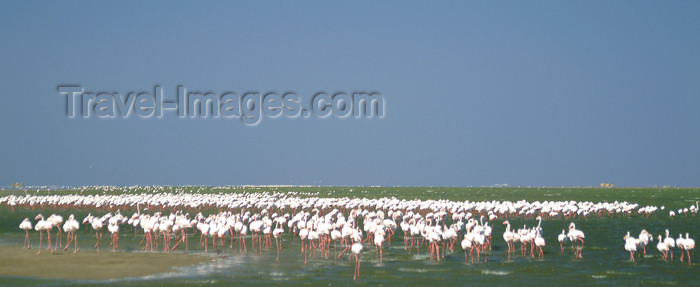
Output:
[1, 1, 698, 187]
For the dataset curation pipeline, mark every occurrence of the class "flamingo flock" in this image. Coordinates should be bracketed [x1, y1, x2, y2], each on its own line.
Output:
[623, 229, 695, 265]
[2, 189, 698, 280]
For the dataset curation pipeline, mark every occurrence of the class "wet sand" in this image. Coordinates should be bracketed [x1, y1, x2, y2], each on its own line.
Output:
[0, 244, 211, 280]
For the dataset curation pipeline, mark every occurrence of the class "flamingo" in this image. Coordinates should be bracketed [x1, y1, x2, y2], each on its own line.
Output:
[374, 228, 386, 263]
[400, 218, 410, 249]
[62, 214, 80, 253]
[198, 219, 210, 252]
[239, 224, 248, 252]
[19, 218, 32, 249]
[351, 242, 363, 280]
[502, 220, 514, 260]
[382, 218, 397, 247]
[34, 214, 52, 255]
[656, 235, 668, 261]
[663, 229, 675, 261]
[534, 230, 545, 258]
[336, 224, 355, 260]
[330, 228, 342, 259]
[216, 222, 229, 258]
[307, 228, 319, 260]
[461, 234, 473, 263]
[624, 231, 637, 262]
[408, 219, 421, 254]
[443, 225, 458, 253]
[533, 216, 545, 258]
[299, 226, 309, 264]
[483, 221, 493, 250]
[557, 229, 567, 253]
[567, 222, 585, 258]
[141, 214, 155, 252]
[473, 226, 486, 262]
[677, 233, 686, 262]
[638, 229, 652, 255]
[262, 222, 272, 250]
[48, 214, 64, 250]
[159, 217, 174, 253]
[108, 221, 120, 252]
[464, 224, 478, 263]
[207, 221, 220, 255]
[273, 221, 284, 263]
[682, 233, 694, 266]
[90, 216, 104, 251]
[171, 213, 192, 252]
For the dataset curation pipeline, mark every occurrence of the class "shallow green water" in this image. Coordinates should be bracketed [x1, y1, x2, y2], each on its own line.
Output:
[1, 187, 698, 286]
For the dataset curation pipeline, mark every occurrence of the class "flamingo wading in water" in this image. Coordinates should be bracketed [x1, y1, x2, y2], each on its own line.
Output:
[567, 222, 585, 258]
[19, 218, 32, 249]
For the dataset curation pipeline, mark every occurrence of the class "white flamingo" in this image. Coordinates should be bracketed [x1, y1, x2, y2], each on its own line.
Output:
[351, 242, 363, 280]
[534, 230, 545, 258]
[663, 229, 675, 261]
[557, 229, 567, 253]
[624, 231, 638, 262]
[34, 214, 52, 255]
[108, 221, 120, 252]
[461, 234, 473, 263]
[677, 233, 686, 262]
[273, 220, 284, 263]
[330, 228, 342, 259]
[90, 216, 104, 251]
[374, 228, 386, 263]
[681, 233, 694, 266]
[502, 220, 514, 260]
[656, 235, 668, 261]
[19, 218, 32, 249]
[62, 214, 80, 253]
[48, 214, 64, 250]
[567, 222, 585, 258]
[638, 229, 652, 255]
